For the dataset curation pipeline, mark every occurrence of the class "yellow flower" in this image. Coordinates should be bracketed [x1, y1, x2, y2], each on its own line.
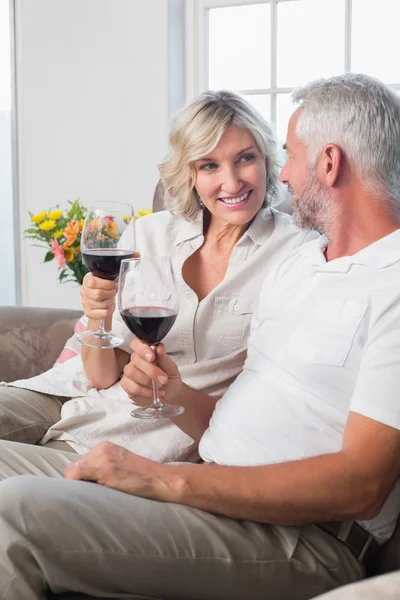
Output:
[48, 210, 63, 220]
[134, 209, 153, 221]
[53, 230, 63, 239]
[39, 219, 56, 231]
[31, 211, 47, 224]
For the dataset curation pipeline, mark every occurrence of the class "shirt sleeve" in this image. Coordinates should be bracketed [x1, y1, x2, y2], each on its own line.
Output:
[350, 296, 400, 430]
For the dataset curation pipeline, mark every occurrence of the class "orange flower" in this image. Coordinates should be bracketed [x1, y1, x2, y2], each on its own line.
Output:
[104, 220, 118, 239]
[63, 220, 82, 248]
[64, 247, 75, 262]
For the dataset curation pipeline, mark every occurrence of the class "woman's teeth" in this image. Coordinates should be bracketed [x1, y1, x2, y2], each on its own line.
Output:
[220, 191, 250, 205]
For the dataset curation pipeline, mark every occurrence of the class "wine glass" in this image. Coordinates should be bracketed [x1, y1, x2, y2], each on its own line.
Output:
[118, 256, 184, 419]
[78, 201, 135, 349]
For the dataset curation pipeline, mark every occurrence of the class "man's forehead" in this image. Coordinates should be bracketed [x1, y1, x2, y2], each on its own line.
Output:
[285, 107, 303, 151]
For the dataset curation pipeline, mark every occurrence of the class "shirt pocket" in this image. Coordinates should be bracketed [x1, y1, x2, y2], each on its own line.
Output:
[213, 295, 255, 351]
[286, 297, 367, 366]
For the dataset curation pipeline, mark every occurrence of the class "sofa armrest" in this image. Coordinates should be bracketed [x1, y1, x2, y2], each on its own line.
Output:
[0, 306, 83, 382]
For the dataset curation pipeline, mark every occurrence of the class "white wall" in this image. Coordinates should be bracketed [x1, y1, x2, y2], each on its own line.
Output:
[15, 0, 171, 309]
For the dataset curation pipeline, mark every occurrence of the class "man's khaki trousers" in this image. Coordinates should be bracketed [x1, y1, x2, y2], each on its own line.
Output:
[0, 387, 364, 600]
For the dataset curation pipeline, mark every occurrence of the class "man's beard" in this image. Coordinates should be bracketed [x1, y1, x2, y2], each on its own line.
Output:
[291, 168, 336, 236]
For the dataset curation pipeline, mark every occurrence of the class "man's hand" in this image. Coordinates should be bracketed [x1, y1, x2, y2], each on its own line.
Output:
[64, 441, 171, 500]
[121, 339, 183, 406]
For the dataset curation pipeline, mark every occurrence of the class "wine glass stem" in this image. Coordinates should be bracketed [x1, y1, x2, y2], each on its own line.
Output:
[151, 380, 164, 409]
[98, 319, 106, 335]
[150, 344, 164, 409]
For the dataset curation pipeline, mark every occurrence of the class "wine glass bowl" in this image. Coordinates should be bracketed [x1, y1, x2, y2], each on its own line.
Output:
[77, 202, 135, 349]
[118, 256, 184, 419]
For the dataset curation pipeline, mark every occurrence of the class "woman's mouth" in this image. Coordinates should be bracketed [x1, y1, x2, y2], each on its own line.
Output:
[218, 191, 251, 207]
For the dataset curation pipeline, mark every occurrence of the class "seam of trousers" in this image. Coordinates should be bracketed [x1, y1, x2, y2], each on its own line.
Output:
[35, 549, 343, 571]
[1, 422, 55, 437]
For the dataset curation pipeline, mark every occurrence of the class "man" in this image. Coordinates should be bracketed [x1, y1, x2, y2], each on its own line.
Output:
[1, 72, 400, 600]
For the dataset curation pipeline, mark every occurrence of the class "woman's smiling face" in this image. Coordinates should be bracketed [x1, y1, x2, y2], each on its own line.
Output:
[194, 125, 267, 227]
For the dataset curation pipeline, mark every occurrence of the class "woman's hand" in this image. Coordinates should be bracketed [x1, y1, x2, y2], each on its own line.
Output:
[80, 272, 117, 323]
[121, 339, 183, 406]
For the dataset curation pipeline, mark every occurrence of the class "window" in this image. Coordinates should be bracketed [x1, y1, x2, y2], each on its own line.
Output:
[0, 0, 17, 305]
[186, 0, 400, 143]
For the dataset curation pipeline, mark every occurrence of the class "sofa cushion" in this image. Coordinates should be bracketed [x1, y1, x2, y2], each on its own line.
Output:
[54, 315, 87, 365]
[0, 306, 83, 382]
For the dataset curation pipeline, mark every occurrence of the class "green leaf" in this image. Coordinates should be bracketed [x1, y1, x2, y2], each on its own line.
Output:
[44, 251, 55, 262]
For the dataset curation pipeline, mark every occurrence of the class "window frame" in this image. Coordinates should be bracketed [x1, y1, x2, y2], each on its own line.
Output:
[185, 0, 400, 130]
[0, 0, 20, 305]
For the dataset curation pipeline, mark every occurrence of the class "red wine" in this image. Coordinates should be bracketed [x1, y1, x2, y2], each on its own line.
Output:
[82, 248, 133, 280]
[120, 307, 177, 344]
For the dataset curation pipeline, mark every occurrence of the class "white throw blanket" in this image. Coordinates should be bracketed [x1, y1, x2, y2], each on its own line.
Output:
[11, 356, 197, 462]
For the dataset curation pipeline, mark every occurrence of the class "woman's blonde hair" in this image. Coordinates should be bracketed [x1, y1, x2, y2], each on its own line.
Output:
[159, 90, 279, 220]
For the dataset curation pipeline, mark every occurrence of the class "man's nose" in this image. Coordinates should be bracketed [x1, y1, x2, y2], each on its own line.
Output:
[279, 161, 289, 185]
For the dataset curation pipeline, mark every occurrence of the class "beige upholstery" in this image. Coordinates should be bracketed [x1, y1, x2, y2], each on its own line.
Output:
[152, 180, 166, 212]
[0, 306, 82, 382]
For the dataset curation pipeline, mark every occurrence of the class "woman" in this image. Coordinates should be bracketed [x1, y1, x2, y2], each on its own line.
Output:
[7, 90, 317, 462]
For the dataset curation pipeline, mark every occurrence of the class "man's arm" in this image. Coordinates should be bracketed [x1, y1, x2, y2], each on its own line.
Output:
[164, 412, 400, 524]
[65, 412, 400, 525]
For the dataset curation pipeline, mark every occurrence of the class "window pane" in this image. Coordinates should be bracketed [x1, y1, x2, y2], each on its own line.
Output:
[352, 0, 400, 83]
[208, 4, 270, 91]
[276, 93, 295, 144]
[277, 0, 345, 88]
[244, 94, 271, 124]
[0, 0, 16, 305]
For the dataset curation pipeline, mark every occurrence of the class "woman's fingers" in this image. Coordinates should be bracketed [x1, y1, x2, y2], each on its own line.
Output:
[124, 356, 168, 386]
[130, 337, 155, 361]
[80, 273, 117, 320]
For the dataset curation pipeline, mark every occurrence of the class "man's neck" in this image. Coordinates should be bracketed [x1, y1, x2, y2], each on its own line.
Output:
[324, 196, 400, 262]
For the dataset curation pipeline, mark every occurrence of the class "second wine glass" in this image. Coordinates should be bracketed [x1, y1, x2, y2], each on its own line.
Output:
[78, 201, 135, 349]
[118, 256, 184, 419]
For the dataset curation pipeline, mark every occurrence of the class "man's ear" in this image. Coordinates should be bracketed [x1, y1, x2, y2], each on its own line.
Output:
[319, 144, 342, 188]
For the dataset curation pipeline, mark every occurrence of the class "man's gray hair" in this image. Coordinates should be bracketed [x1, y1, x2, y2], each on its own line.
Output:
[292, 73, 400, 208]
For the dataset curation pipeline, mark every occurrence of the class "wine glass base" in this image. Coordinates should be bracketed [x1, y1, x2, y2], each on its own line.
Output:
[77, 329, 123, 349]
[130, 405, 185, 419]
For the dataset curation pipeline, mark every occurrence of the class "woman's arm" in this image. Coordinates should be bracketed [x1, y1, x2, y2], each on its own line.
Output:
[80, 274, 130, 388]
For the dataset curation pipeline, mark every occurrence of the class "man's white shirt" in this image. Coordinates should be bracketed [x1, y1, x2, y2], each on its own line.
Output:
[200, 230, 400, 543]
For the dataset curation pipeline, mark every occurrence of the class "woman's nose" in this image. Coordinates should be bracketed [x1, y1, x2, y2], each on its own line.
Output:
[220, 167, 242, 195]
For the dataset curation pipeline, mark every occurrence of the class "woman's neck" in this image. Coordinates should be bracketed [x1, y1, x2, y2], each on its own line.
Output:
[202, 209, 253, 253]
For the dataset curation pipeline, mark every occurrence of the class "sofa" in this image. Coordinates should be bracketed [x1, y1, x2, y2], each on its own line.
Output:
[0, 305, 399, 599]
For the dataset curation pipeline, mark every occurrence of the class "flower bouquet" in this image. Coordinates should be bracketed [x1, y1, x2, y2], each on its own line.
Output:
[24, 200, 152, 285]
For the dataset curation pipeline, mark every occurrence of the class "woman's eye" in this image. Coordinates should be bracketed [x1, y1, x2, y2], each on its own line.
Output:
[239, 154, 255, 164]
[199, 162, 217, 171]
